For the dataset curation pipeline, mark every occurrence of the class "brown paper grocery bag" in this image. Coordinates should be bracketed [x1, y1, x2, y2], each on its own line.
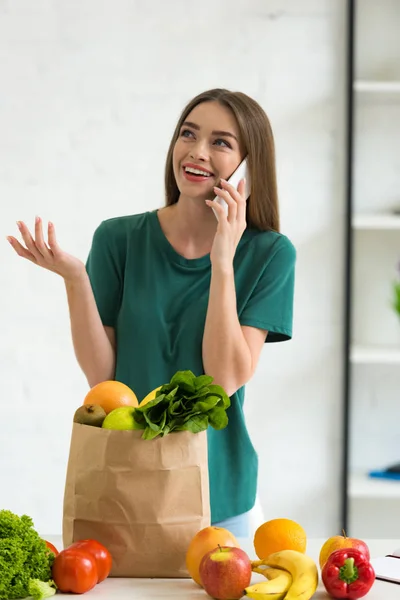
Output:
[62, 423, 210, 577]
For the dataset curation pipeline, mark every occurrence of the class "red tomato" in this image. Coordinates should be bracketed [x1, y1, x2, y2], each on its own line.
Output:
[68, 539, 112, 583]
[44, 540, 59, 556]
[52, 548, 98, 594]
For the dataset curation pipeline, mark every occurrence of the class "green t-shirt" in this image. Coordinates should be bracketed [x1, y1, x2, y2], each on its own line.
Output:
[85, 209, 296, 523]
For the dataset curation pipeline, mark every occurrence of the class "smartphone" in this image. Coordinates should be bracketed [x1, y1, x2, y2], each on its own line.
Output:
[212, 157, 251, 221]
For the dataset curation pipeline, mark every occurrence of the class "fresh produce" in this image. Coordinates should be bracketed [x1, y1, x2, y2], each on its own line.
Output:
[52, 547, 98, 594]
[141, 385, 162, 406]
[67, 539, 112, 582]
[319, 531, 370, 569]
[321, 548, 375, 599]
[43, 540, 59, 556]
[0, 509, 55, 600]
[27, 579, 57, 600]
[199, 546, 252, 600]
[83, 380, 138, 414]
[250, 549, 319, 600]
[75, 371, 230, 437]
[133, 370, 230, 439]
[245, 566, 292, 599]
[102, 406, 143, 430]
[186, 526, 240, 586]
[73, 404, 106, 427]
[254, 518, 307, 560]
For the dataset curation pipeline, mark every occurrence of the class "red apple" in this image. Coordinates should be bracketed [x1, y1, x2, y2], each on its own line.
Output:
[319, 531, 370, 569]
[199, 545, 252, 600]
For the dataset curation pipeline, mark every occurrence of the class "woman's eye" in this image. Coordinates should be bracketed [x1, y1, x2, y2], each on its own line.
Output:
[181, 129, 194, 138]
[214, 138, 231, 148]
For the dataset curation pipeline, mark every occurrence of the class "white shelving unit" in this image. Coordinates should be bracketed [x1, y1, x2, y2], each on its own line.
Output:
[352, 213, 400, 230]
[354, 80, 400, 93]
[346, 0, 400, 540]
[350, 345, 400, 365]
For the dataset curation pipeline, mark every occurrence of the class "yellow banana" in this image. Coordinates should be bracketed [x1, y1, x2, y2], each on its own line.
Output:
[251, 564, 289, 580]
[251, 560, 282, 579]
[244, 568, 292, 599]
[261, 549, 318, 600]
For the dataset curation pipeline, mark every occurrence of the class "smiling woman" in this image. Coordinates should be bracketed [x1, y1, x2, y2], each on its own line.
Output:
[172, 103, 243, 202]
[164, 89, 280, 233]
[8, 88, 296, 538]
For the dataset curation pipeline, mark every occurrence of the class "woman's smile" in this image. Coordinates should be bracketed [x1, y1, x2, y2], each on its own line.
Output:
[182, 162, 215, 184]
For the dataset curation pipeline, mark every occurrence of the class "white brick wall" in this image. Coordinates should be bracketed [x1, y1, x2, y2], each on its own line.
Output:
[0, 0, 346, 537]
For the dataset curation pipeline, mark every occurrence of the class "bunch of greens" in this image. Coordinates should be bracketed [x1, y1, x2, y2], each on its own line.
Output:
[134, 370, 230, 440]
[0, 509, 56, 600]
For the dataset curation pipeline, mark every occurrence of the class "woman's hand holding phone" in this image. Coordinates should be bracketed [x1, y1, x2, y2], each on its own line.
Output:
[206, 177, 247, 272]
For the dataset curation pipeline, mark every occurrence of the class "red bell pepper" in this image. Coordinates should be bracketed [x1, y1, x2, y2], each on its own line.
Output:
[321, 548, 375, 599]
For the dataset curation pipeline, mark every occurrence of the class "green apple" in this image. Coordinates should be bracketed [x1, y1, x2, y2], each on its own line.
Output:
[101, 406, 142, 430]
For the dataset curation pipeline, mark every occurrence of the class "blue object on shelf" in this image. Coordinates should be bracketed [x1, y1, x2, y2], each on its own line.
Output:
[368, 470, 400, 481]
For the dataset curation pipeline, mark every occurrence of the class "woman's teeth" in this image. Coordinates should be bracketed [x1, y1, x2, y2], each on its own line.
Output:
[184, 167, 212, 177]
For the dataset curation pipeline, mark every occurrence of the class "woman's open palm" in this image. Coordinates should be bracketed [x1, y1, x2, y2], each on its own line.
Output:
[7, 217, 86, 282]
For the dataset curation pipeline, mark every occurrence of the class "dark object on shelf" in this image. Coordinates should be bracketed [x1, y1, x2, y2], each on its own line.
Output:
[368, 463, 400, 481]
[387, 462, 400, 474]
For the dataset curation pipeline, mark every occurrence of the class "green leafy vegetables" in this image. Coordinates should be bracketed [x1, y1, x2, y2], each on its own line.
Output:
[0, 510, 56, 600]
[133, 370, 231, 440]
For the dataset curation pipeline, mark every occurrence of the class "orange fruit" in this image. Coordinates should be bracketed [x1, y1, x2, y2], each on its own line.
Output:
[186, 526, 240, 586]
[254, 518, 307, 559]
[83, 380, 138, 414]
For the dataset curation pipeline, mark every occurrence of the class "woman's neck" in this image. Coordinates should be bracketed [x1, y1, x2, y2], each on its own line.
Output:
[157, 196, 218, 259]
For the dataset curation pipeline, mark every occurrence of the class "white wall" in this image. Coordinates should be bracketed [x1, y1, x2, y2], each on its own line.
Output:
[0, 0, 347, 537]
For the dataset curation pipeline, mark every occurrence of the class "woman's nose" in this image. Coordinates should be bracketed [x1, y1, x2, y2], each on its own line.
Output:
[189, 139, 209, 161]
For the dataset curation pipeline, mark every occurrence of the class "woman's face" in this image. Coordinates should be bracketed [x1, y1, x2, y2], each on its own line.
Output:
[172, 101, 244, 202]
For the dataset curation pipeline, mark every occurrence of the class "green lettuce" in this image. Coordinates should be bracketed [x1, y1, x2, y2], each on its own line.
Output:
[133, 370, 230, 439]
[0, 510, 55, 599]
[28, 579, 57, 600]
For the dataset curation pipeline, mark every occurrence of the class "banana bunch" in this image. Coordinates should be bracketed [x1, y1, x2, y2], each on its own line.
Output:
[244, 549, 319, 600]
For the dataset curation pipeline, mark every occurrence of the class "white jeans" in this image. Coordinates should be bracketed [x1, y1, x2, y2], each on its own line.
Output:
[212, 511, 250, 538]
[212, 495, 265, 538]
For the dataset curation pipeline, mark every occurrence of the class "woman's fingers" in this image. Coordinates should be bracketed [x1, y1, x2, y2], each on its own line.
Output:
[205, 198, 228, 223]
[47, 221, 61, 257]
[7, 236, 38, 263]
[10, 218, 58, 265]
[16, 221, 43, 262]
[7, 219, 73, 277]
[34, 216, 53, 261]
[218, 178, 247, 224]
[213, 183, 237, 223]
[235, 178, 247, 223]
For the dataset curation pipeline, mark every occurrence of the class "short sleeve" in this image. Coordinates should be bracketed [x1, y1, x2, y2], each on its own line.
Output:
[239, 235, 296, 342]
[85, 220, 125, 327]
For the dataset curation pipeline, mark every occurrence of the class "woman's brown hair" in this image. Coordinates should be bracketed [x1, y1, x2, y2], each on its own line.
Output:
[164, 88, 280, 232]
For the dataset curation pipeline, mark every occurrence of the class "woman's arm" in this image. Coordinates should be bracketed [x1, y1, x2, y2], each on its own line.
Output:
[65, 272, 116, 387]
[8, 218, 116, 388]
[203, 178, 268, 396]
[202, 266, 267, 396]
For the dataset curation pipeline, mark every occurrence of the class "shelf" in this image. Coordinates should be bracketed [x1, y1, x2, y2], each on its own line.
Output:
[353, 214, 400, 230]
[354, 80, 400, 93]
[349, 472, 400, 499]
[350, 346, 400, 365]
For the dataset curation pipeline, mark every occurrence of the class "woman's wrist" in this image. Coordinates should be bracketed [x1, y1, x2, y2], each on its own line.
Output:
[210, 259, 234, 278]
[64, 264, 89, 287]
